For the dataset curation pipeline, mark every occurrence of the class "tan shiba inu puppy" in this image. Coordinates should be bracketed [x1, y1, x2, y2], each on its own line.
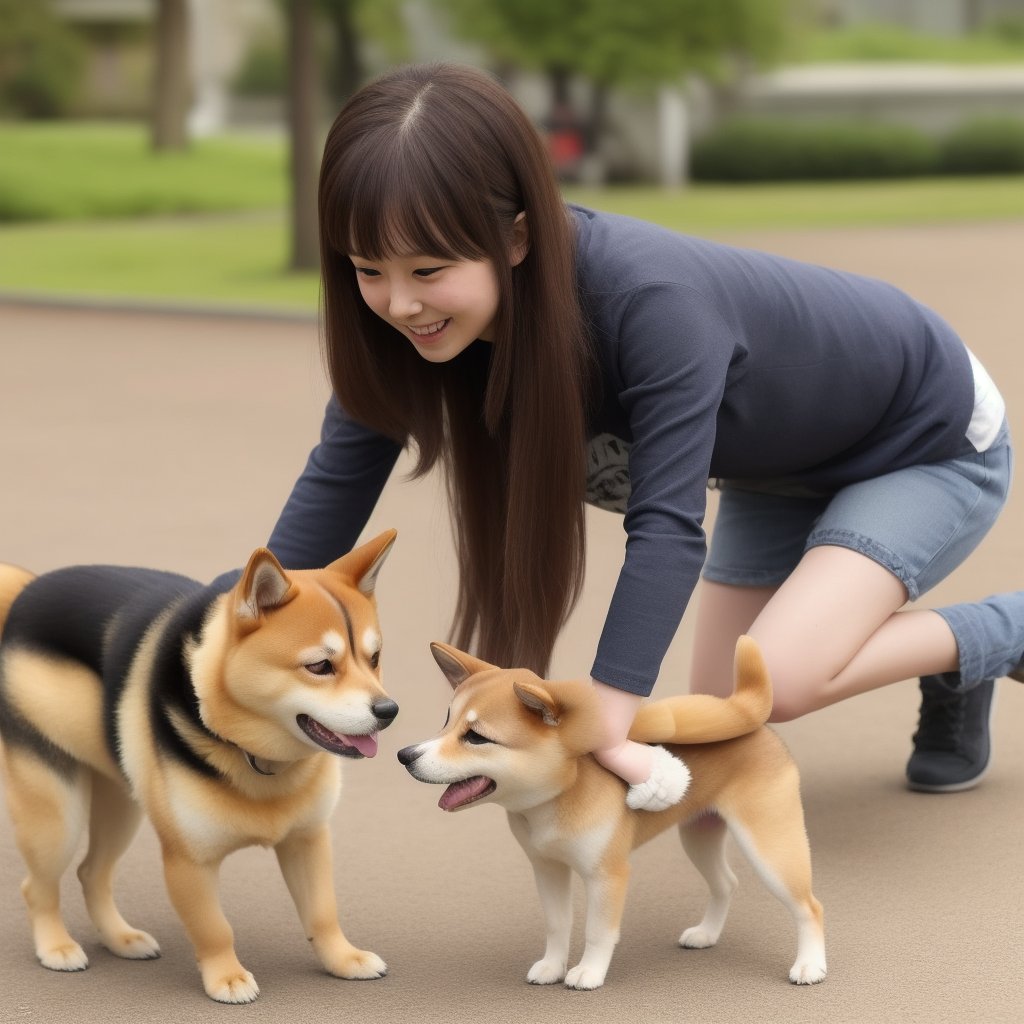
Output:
[0, 531, 398, 1003]
[398, 636, 826, 990]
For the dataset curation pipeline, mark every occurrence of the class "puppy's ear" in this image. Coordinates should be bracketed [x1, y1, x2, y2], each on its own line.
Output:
[430, 642, 496, 690]
[513, 682, 561, 726]
[515, 679, 604, 755]
[236, 548, 295, 629]
[328, 529, 397, 596]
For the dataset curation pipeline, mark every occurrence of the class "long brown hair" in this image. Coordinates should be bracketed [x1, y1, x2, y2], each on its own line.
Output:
[318, 63, 592, 674]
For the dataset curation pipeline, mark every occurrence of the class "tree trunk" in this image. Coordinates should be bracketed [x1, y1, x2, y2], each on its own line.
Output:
[288, 0, 320, 272]
[324, 0, 363, 110]
[151, 0, 190, 151]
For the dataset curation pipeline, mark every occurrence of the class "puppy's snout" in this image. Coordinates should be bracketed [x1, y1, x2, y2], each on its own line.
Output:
[396, 744, 423, 767]
[372, 698, 399, 726]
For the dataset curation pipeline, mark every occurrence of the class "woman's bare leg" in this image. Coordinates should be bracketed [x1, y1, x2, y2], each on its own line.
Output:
[689, 546, 960, 723]
[689, 580, 780, 699]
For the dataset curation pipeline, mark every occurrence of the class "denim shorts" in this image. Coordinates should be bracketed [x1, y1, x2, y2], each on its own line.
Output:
[702, 424, 1013, 600]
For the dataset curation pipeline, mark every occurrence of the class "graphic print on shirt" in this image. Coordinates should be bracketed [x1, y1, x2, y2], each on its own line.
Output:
[586, 433, 632, 513]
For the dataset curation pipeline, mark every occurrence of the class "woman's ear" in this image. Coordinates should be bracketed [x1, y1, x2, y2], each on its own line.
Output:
[509, 211, 529, 267]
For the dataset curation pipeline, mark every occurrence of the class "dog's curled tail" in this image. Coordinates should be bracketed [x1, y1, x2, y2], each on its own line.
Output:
[628, 635, 773, 745]
[0, 564, 35, 639]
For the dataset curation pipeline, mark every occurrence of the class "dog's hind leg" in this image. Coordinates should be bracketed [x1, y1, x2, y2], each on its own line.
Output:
[77, 771, 160, 961]
[724, 789, 827, 985]
[2, 748, 90, 971]
[678, 813, 738, 949]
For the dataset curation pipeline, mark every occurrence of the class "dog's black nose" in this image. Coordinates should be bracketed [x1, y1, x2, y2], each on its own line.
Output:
[396, 744, 422, 766]
[372, 698, 399, 725]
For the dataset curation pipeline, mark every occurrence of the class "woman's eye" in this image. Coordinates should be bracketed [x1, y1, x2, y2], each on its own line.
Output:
[413, 267, 442, 277]
[354, 266, 380, 278]
[464, 728, 494, 745]
[304, 660, 334, 676]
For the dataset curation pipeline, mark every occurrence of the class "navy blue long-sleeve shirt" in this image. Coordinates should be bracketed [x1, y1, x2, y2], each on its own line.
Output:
[269, 205, 982, 696]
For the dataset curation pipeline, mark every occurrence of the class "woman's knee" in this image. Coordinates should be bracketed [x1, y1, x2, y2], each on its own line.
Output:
[767, 686, 819, 723]
[759, 654, 826, 722]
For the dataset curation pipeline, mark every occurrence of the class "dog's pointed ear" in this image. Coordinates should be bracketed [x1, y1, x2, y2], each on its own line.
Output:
[236, 548, 295, 629]
[516, 680, 604, 754]
[430, 642, 495, 689]
[328, 529, 397, 596]
[513, 681, 561, 727]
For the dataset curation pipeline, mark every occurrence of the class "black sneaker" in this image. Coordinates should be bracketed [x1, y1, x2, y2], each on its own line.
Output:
[906, 677, 996, 793]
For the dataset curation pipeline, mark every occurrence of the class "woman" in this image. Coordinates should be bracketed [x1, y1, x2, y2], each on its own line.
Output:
[267, 62, 1020, 805]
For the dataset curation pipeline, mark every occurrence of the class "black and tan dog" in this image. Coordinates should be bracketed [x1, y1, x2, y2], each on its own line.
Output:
[0, 531, 398, 1003]
[399, 636, 826, 990]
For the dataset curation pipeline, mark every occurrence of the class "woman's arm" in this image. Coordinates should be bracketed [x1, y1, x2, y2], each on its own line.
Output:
[267, 396, 403, 569]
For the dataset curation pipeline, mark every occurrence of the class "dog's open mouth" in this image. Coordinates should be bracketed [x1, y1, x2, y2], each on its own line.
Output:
[297, 714, 377, 758]
[439, 776, 496, 811]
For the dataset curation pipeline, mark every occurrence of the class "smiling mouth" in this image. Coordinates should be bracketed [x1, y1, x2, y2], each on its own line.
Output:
[439, 775, 496, 811]
[296, 714, 378, 758]
[408, 318, 450, 338]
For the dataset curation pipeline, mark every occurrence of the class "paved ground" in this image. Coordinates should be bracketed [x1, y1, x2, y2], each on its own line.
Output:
[1, 220, 1023, 1023]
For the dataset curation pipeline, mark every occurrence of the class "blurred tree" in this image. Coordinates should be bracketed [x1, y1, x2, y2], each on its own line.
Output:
[320, 0, 363, 106]
[288, 0, 320, 270]
[0, 0, 86, 118]
[438, 0, 802, 181]
[152, 0, 190, 150]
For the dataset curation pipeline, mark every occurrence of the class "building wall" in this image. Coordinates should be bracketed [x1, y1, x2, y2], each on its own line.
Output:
[821, 0, 1024, 34]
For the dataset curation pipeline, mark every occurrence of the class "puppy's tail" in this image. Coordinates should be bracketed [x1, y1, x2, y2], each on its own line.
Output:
[0, 564, 35, 639]
[629, 635, 773, 745]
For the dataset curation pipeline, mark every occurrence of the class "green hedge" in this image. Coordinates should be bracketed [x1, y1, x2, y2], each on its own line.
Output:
[691, 117, 1024, 181]
[940, 117, 1024, 174]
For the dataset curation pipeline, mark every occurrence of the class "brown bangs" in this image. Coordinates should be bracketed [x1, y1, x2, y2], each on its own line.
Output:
[322, 127, 497, 264]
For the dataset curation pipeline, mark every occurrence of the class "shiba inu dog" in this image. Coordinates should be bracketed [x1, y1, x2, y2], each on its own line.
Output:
[398, 636, 826, 990]
[0, 531, 398, 1003]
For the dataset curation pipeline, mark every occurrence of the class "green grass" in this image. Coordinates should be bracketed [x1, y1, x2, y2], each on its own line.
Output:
[0, 122, 286, 222]
[0, 212, 319, 311]
[791, 22, 1024, 64]
[2, 169, 1023, 314]
[6, 176, 1024, 313]
[566, 176, 1024, 231]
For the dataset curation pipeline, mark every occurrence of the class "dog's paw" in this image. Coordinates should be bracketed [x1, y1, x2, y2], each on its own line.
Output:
[564, 964, 607, 990]
[38, 941, 89, 972]
[789, 958, 827, 985]
[527, 958, 566, 985]
[104, 928, 161, 960]
[679, 925, 719, 949]
[204, 968, 260, 1004]
[330, 948, 388, 980]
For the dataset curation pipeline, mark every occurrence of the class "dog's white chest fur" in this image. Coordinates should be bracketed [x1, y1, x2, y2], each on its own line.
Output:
[513, 806, 615, 875]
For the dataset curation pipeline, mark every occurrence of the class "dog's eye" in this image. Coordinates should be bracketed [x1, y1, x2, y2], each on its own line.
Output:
[304, 660, 334, 676]
[369, 651, 380, 670]
[464, 728, 494, 745]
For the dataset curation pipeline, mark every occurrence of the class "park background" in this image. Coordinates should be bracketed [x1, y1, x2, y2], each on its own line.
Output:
[2, 2, 1024, 1022]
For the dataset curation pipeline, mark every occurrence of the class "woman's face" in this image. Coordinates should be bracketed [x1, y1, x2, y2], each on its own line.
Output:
[348, 251, 501, 363]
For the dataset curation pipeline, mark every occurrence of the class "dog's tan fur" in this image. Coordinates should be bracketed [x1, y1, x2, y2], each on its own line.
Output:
[0, 532, 397, 1003]
[399, 636, 826, 989]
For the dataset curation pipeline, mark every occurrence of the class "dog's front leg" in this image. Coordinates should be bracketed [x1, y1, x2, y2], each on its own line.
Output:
[524, 855, 573, 985]
[275, 824, 387, 980]
[565, 862, 630, 990]
[162, 851, 259, 1004]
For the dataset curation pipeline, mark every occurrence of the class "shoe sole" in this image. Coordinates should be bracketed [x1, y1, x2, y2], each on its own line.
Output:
[906, 685, 998, 794]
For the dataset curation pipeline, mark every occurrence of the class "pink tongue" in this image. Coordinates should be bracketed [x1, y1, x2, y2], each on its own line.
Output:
[439, 776, 492, 811]
[343, 733, 378, 757]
